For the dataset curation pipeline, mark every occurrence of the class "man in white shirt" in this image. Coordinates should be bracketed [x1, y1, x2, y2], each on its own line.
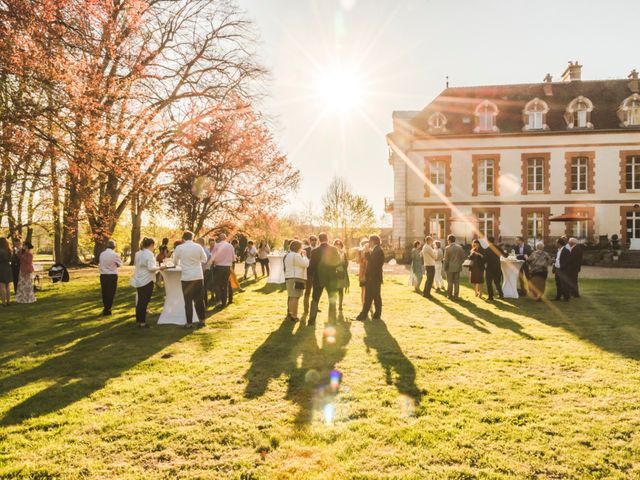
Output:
[98, 239, 122, 316]
[421, 236, 437, 299]
[211, 233, 236, 308]
[243, 241, 258, 281]
[172, 231, 208, 327]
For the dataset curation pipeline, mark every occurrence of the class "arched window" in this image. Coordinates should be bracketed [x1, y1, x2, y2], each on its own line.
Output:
[474, 100, 499, 133]
[428, 112, 447, 133]
[522, 98, 549, 131]
[618, 94, 640, 127]
[565, 96, 594, 129]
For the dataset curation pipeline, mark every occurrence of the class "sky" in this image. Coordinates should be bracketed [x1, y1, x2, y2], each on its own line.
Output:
[236, 0, 640, 218]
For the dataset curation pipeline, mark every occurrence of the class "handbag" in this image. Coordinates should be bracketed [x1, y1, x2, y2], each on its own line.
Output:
[462, 259, 472, 268]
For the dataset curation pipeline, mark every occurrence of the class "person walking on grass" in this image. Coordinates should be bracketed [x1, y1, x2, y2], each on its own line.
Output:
[210, 233, 235, 309]
[283, 240, 309, 322]
[333, 239, 350, 311]
[357, 238, 369, 305]
[308, 233, 339, 325]
[98, 239, 123, 316]
[302, 235, 318, 316]
[421, 236, 437, 298]
[484, 237, 504, 301]
[257, 241, 271, 277]
[10, 240, 21, 297]
[130, 237, 165, 328]
[356, 235, 384, 321]
[468, 239, 485, 298]
[553, 237, 571, 302]
[15, 242, 36, 304]
[243, 241, 258, 280]
[443, 234, 464, 300]
[0, 237, 12, 307]
[433, 239, 445, 292]
[410, 241, 423, 293]
[172, 231, 208, 327]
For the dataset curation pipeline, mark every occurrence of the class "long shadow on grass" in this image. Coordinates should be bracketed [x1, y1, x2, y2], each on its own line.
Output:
[430, 297, 491, 334]
[0, 318, 189, 425]
[363, 319, 422, 404]
[455, 299, 534, 339]
[244, 315, 352, 426]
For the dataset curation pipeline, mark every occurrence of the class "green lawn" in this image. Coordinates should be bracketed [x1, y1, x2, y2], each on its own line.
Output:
[0, 271, 639, 479]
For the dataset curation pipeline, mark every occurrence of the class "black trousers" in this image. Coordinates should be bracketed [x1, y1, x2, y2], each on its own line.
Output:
[422, 266, 435, 297]
[360, 280, 382, 318]
[11, 265, 19, 293]
[568, 271, 580, 297]
[309, 282, 337, 322]
[213, 266, 231, 307]
[485, 268, 503, 299]
[136, 281, 154, 323]
[100, 274, 118, 313]
[258, 258, 270, 276]
[554, 271, 571, 300]
[181, 279, 206, 324]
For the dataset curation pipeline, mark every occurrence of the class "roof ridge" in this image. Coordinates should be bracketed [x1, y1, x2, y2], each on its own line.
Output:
[444, 78, 628, 91]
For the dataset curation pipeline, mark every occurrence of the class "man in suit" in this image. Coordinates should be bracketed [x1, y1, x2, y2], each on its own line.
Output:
[443, 234, 464, 299]
[484, 237, 505, 301]
[173, 231, 208, 327]
[308, 233, 339, 324]
[302, 235, 318, 316]
[356, 234, 384, 321]
[567, 237, 582, 298]
[10, 240, 21, 296]
[421, 236, 436, 299]
[514, 236, 533, 296]
[553, 237, 571, 302]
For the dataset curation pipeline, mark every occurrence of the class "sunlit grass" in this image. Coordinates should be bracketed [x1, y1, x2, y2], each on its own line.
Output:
[0, 271, 639, 479]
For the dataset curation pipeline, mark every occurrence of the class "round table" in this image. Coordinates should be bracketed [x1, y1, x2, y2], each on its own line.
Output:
[500, 258, 524, 299]
[157, 268, 201, 325]
[266, 254, 286, 284]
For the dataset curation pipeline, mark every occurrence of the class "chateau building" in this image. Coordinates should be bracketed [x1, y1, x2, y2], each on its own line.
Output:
[386, 63, 640, 249]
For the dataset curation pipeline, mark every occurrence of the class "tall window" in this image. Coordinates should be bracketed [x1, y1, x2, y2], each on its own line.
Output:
[619, 94, 640, 127]
[478, 159, 494, 193]
[571, 157, 589, 192]
[626, 155, 640, 190]
[566, 96, 594, 129]
[523, 98, 549, 131]
[570, 220, 588, 239]
[430, 161, 446, 193]
[477, 212, 494, 238]
[527, 158, 544, 192]
[474, 100, 499, 133]
[627, 211, 640, 242]
[527, 212, 544, 247]
[429, 213, 446, 239]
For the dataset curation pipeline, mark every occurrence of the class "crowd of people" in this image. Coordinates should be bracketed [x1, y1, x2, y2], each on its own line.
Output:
[0, 237, 36, 306]
[409, 234, 584, 303]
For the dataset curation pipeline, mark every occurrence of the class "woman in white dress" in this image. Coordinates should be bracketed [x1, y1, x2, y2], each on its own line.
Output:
[130, 237, 164, 327]
[433, 240, 445, 292]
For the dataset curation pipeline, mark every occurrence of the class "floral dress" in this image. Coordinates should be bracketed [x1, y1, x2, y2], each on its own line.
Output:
[16, 251, 36, 304]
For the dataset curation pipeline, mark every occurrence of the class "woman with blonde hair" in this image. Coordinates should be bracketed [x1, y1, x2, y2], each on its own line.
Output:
[283, 240, 309, 322]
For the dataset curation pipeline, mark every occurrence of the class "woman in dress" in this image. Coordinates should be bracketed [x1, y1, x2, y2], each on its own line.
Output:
[130, 237, 164, 327]
[333, 239, 350, 311]
[283, 240, 309, 322]
[257, 241, 271, 277]
[527, 241, 552, 301]
[0, 238, 12, 306]
[15, 242, 36, 304]
[468, 239, 485, 298]
[357, 239, 369, 305]
[410, 240, 423, 293]
[243, 241, 258, 280]
[433, 240, 445, 292]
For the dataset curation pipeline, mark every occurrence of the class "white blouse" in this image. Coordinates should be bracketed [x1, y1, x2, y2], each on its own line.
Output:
[283, 252, 309, 280]
[131, 249, 160, 288]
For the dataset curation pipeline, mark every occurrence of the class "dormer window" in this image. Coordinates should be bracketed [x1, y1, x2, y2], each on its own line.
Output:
[473, 100, 499, 133]
[565, 96, 594, 129]
[427, 112, 447, 133]
[523, 98, 549, 131]
[618, 94, 640, 127]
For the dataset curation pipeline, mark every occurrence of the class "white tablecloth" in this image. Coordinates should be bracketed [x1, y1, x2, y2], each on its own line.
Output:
[157, 268, 201, 325]
[500, 258, 524, 299]
[267, 254, 286, 284]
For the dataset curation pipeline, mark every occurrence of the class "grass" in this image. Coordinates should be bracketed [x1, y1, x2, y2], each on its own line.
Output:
[0, 270, 639, 479]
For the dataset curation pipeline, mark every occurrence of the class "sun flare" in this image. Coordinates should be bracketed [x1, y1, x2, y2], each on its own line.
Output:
[314, 68, 363, 114]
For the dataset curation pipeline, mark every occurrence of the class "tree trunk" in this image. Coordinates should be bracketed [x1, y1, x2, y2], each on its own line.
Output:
[48, 88, 62, 262]
[129, 194, 142, 266]
[25, 180, 35, 244]
[61, 171, 81, 265]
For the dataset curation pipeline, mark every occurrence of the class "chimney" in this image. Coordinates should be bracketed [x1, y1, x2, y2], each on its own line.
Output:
[561, 61, 582, 82]
[629, 69, 639, 93]
[543, 73, 553, 96]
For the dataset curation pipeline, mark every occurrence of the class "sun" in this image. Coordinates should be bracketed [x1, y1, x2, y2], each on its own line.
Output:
[313, 68, 363, 114]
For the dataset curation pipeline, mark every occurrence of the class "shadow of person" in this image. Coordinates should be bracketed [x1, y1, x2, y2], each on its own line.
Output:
[431, 297, 491, 334]
[255, 283, 286, 295]
[243, 318, 298, 399]
[363, 318, 422, 404]
[0, 319, 190, 425]
[454, 299, 534, 339]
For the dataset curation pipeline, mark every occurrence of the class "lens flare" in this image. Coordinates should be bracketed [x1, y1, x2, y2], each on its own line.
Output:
[323, 325, 337, 344]
[399, 394, 416, 418]
[323, 403, 335, 425]
[314, 68, 363, 114]
[329, 370, 341, 392]
[305, 369, 320, 384]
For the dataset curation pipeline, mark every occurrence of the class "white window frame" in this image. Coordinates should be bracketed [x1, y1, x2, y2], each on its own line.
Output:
[474, 100, 499, 133]
[626, 156, 640, 191]
[527, 158, 544, 192]
[527, 212, 544, 247]
[429, 213, 446, 240]
[523, 98, 549, 131]
[478, 158, 494, 194]
[627, 211, 640, 241]
[571, 157, 589, 192]
[477, 212, 494, 238]
[430, 161, 446, 193]
[571, 220, 588, 239]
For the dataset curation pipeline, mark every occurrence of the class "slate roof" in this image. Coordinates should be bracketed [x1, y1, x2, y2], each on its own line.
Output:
[409, 79, 640, 136]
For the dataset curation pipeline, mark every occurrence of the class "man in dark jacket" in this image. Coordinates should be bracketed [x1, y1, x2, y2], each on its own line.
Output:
[308, 233, 339, 324]
[553, 237, 572, 301]
[10, 240, 21, 295]
[514, 236, 533, 296]
[567, 237, 583, 298]
[302, 235, 318, 316]
[484, 237, 504, 300]
[356, 235, 384, 321]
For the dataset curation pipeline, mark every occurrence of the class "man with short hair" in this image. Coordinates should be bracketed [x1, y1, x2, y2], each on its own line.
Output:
[553, 237, 571, 302]
[98, 239, 122, 316]
[421, 236, 436, 299]
[443, 234, 464, 299]
[211, 233, 236, 308]
[302, 235, 319, 316]
[356, 234, 384, 321]
[172, 231, 208, 327]
[567, 237, 582, 298]
[484, 237, 505, 300]
[308, 233, 338, 324]
[197, 238, 212, 306]
[514, 236, 533, 296]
